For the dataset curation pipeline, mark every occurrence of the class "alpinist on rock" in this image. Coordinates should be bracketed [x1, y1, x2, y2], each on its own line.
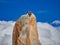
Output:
[12, 11, 41, 45]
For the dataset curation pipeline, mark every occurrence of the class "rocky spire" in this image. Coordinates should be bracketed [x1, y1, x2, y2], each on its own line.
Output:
[12, 13, 41, 45]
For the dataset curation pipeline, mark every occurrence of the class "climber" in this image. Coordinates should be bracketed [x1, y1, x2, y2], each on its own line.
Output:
[28, 10, 32, 17]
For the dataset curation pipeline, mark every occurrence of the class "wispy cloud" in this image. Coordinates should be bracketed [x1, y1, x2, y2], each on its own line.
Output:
[52, 20, 60, 24]
[38, 10, 47, 13]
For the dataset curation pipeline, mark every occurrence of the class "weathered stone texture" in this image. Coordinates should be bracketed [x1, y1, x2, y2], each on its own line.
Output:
[12, 13, 41, 45]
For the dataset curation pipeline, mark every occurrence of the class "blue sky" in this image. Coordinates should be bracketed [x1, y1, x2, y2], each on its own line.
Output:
[0, 0, 60, 23]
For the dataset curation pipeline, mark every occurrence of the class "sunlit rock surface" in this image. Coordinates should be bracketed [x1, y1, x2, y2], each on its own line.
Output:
[12, 13, 41, 45]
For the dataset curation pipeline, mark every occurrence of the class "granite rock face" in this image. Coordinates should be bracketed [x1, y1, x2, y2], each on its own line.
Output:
[12, 13, 41, 45]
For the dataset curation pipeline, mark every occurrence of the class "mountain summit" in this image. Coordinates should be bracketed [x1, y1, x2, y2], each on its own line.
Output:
[12, 13, 41, 45]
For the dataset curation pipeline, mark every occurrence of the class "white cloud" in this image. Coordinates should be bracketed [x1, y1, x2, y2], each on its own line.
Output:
[37, 22, 60, 45]
[52, 20, 60, 25]
[0, 21, 15, 45]
[0, 21, 60, 45]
